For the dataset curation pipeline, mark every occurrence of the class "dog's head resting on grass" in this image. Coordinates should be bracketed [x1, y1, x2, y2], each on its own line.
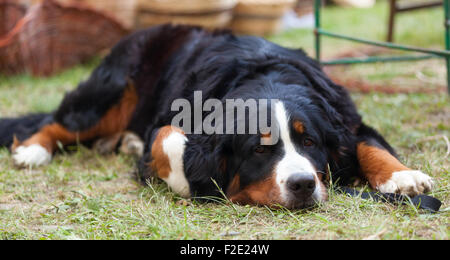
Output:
[141, 40, 358, 209]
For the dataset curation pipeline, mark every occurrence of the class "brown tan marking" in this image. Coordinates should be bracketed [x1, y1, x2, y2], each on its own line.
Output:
[261, 132, 271, 139]
[357, 142, 410, 189]
[149, 126, 185, 179]
[226, 174, 241, 198]
[12, 135, 20, 151]
[260, 132, 274, 145]
[12, 84, 138, 154]
[292, 120, 304, 134]
[228, 174, 281, 207]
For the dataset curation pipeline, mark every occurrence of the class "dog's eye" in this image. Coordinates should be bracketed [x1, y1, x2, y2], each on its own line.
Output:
[254, 145, 267, 153]
[303, 138, 315, 147]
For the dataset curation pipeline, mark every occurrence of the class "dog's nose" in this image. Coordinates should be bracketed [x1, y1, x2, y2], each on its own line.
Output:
[286, 173, 316, 196]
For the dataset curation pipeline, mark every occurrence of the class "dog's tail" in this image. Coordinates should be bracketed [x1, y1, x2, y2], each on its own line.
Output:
[0, 113, 53, 149]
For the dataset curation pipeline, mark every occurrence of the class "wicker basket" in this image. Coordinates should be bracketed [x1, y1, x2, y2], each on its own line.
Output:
[136, 0, 237, 29]
[55, 0, 137, 29]
[0, 0, 128, 76]
[294, 0, 314, 17]
[0, 0, 27, 36]
[232, 0, 295, 35]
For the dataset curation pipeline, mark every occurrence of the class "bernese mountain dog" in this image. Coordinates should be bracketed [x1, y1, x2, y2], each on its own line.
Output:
[0, 25, 434, 209]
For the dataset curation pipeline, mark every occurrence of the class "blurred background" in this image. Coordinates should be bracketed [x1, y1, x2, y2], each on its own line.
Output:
[0, 0, 446, 93]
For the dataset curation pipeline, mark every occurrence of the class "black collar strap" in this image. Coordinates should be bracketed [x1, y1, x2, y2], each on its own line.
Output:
[336, 187, 442, 213]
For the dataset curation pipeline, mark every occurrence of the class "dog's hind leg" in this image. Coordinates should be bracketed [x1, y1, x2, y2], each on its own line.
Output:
[12, 84, 138, 167]
[356, 124, 434, 196]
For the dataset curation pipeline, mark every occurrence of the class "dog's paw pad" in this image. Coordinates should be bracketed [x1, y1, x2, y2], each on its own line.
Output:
[93, 134, 122, 155]
[13, 144, 52, 167]
[120, 132, 144, 157]
[377, 170, 434, 196]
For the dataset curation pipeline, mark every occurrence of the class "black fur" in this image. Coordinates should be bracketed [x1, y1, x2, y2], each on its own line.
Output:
[0, 113, 53, 147]
[0, 25, 398, 204]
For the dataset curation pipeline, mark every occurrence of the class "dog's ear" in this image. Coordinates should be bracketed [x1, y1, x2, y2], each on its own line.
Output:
[309, 95, 358, 185]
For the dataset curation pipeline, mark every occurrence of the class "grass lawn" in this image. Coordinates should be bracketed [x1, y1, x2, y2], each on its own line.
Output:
[0, 1, 449, 240]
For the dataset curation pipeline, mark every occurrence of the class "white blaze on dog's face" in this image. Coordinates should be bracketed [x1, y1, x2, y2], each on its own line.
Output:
[150, 102, 328, 209]
[273, 102, 327, 208]
[227, 101, 328, 209]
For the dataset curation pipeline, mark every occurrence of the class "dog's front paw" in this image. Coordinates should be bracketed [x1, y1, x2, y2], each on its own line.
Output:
[13, 144, 52, 167]
[377, 170, 434, 196]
